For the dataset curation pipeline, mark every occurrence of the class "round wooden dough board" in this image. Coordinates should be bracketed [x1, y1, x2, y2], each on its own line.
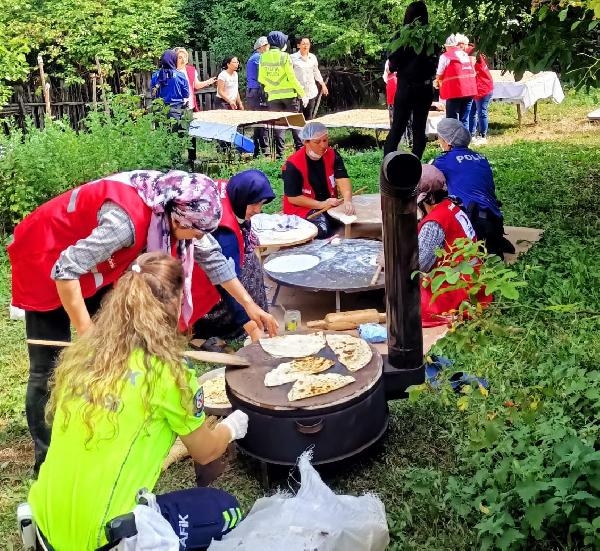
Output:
[226, 334, 382, 411]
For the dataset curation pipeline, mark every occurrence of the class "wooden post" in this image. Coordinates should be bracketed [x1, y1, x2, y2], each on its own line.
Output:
[95, 57, 110, 116]
[37, 54, 52, 118]
[91, 74, 98, 110]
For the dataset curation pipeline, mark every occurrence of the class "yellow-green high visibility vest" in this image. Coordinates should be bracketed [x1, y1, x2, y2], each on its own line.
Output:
[258, 48, 305, 101]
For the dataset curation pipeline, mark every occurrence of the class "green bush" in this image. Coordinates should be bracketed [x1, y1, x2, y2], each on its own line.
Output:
[0, 100, 189, 234]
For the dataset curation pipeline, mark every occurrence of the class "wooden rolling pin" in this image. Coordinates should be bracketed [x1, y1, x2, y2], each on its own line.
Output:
[25, 339, 250, 367]
[307, 309, 386, 330]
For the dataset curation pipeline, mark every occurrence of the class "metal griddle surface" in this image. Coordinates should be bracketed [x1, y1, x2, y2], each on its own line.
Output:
[263, 238, 383, 293]
[226, 335, 382, 411]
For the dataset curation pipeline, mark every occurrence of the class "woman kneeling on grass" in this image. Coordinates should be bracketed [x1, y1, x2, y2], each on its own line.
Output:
[28, 252, 248, 551]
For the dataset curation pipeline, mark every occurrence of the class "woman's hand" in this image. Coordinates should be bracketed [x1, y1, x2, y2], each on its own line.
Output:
[244, 302, 279, 337]
[243, 320, 263, 342]
[320, 197, 342, 210]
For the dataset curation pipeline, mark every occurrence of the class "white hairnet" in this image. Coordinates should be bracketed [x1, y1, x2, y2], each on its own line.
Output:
[444, 34, 457, 47]
[298, 121, 328, 141]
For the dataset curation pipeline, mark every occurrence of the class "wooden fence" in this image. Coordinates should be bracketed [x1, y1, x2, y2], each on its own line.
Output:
[0, 50, 384, 131]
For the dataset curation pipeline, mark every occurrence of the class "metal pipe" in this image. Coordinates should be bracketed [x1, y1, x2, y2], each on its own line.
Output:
[380, 151, 424, 398]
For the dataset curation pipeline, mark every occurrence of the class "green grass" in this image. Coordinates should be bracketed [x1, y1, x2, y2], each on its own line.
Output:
[1, 90, 600, 549]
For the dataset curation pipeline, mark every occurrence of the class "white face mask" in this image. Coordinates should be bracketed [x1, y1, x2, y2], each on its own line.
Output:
[306, 148, 323, 160]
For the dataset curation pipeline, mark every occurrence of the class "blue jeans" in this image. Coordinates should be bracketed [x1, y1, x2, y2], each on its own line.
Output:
[468, 93, 492, 137]
[445, 97, 473, 130]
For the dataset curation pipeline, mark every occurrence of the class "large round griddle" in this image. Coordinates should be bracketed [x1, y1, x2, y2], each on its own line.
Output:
[226, 334, 382, 411]
[263, 238, 383, 293]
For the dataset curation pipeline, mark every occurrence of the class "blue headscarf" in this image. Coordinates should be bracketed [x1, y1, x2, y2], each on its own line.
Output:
[156, 49, 178, 87]
[226, 169, 275, 220]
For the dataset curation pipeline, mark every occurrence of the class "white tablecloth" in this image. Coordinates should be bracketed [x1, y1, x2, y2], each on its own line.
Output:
[491, 71, 565, 111]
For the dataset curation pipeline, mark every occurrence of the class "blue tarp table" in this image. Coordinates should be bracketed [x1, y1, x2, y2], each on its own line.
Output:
[189, 110, 305, 154]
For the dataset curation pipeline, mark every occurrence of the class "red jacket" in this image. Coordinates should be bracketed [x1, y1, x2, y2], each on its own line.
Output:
[473, 54, 494, 99]
[386, 73, 398, 106]
[439, 47, 477, 100]
[185, 65, 198, 111]
[418, 198, 491, 326]
[282, 147, 337, 218]
[9, 178, 152, 311]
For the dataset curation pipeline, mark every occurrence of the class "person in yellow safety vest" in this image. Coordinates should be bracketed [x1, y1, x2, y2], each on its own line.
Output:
[259, 31, 307, 159]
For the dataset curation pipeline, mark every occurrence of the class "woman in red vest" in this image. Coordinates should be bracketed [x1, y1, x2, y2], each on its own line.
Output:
[194, 169, 275, 343]
[8, 170, 277, 474]
[416, 164, 491, 326]
[175, 47, 217, 112]
[466, 45, 494, 144]
[435, 33, 477, 129]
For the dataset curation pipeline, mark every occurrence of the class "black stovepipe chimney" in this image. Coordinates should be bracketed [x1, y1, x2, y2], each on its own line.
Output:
[380, 151, 425, 399]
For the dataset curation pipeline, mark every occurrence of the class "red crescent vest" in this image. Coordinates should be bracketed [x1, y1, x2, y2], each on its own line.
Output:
[184, 179, 246, 329]
[386, 73, 398, 106]
[474, 54, 494, 99]
[282, 147, 337, 218]
[185, 65, 199, 111]
[8, 179, 152, 311]
[439, 47, 477, 100]
[418, 198, 491, 326]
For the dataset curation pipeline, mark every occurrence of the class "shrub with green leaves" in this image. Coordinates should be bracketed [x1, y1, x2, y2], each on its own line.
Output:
[0, 100, 189, 234]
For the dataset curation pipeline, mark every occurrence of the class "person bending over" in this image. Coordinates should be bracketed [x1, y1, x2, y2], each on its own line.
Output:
[8, 170, 277, 473]
[194, 169, 275, 342]
[432, 118, 515, 258]
[28, 252, 249, 550]
[416, 165, 492, 325]
[282, 121, 355, 238]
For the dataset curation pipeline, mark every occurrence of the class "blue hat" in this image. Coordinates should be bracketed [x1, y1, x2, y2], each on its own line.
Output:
[267, 31, 288, 49]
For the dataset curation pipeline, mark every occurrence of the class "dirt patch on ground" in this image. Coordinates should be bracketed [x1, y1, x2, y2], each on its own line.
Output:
[0, 436, 32, 477]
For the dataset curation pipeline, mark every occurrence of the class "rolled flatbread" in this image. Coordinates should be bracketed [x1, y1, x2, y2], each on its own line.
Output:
[287, 373, 355, 402]
[264, 356, 335, 387]
[325, 334, 372, 372]
[259, 332, 326, 358]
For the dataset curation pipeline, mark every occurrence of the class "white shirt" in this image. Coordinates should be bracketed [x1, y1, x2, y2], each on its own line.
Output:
[216, 70, 239, 102]
[290, 52, 324, 99]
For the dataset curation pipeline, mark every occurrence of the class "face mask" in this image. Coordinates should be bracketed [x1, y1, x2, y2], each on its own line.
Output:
[306, 148, 323, 160]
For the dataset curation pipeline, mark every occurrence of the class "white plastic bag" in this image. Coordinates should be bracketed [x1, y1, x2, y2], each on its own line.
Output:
[118, 505, 179, 551]
[208, 451, 389, 551]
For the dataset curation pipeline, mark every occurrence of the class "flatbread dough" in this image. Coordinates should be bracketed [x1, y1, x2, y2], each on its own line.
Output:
[287, 373, 355, 402]
[259, 332, 326, 358]
[201, 374, 231, 408]
[325, 334, 373, 372]
[264, 254, 320, 273]
[264, 356, 335, 387]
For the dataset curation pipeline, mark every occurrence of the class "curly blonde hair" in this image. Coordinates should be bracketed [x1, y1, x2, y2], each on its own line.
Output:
[47, 252, 190, 442]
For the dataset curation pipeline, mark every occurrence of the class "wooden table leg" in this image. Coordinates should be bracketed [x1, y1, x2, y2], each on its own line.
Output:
[344, 224, 352, 238]
[335, 291, 341, 312]
[533, 101, 538, 124]
[517, 104, 522, 126]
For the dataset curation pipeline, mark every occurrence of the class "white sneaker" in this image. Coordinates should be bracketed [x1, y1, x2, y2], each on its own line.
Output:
[478, 137, 488, 145]
[471, 136, 482, 146]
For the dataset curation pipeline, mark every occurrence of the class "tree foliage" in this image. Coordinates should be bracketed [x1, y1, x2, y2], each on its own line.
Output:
[0, 0, 599, 106]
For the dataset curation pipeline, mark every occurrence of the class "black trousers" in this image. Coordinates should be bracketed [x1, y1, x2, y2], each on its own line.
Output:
[246, 88, 269, 157]
[25, 287, 110, 473]
[383, 81, 434, 159]
[266, 97, 299, 158]
[467, 205, 515, 260]
[306, 210, 337, 239]
[292, 97, 317, 150]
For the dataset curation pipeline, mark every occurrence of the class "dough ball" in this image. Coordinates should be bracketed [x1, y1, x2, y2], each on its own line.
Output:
[331, 237, 342, 246]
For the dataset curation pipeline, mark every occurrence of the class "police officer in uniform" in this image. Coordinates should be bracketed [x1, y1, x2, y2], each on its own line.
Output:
[432, 118, 515, 259]
[258, 31, 307, 158]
